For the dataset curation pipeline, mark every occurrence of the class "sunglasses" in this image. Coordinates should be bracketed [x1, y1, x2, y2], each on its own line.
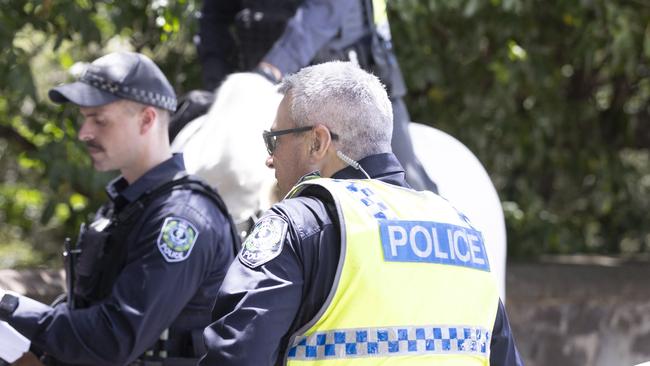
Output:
[262, 126, 339, 155]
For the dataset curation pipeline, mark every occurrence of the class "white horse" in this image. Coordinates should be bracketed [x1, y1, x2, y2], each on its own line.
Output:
[172, 73, 507, 300]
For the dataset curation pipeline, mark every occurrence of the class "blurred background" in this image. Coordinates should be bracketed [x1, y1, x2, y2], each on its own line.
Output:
[0, 1, 648, 365]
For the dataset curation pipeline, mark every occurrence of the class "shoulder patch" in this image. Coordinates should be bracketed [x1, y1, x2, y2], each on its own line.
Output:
[157, 217, 199, 263]
[238, 215, 288, 268]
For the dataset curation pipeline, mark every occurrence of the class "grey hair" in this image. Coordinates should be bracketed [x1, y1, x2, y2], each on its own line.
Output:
[278, 61, 393, 161]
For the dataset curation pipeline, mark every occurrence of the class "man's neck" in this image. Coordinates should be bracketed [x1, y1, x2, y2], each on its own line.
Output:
[122, 146, 172, 184]
[319, 150, 348, 178]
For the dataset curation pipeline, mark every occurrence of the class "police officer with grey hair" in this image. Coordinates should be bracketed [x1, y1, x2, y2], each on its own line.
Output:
[196, 0, 438, 193]
[201, 61, 522, 366]
[0, 51, 238, 365]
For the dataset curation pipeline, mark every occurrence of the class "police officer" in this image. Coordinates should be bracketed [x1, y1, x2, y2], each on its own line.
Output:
[197, 0, 438, 192]
[0, 52, 238, 365]
[200, 62, 523, 365]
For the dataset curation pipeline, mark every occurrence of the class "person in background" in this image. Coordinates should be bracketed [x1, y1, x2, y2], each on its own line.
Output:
[196, 0, 438, 192]
[200, 61, 523, 366]
[0, 51, 238, 366]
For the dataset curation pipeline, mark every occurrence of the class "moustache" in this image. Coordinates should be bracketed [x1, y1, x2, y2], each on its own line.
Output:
[85, 140, 104, 152]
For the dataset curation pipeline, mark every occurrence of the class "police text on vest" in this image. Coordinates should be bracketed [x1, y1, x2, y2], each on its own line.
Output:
[379, 220, 490, 271]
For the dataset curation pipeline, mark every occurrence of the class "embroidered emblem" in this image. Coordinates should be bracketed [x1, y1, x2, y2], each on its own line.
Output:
[157, 217, 199, 263]
[239, 216, 288, 268]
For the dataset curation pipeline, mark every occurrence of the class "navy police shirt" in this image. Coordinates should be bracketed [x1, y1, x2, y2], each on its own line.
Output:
[200, 152, 523, 366]
[6, 154, 235, 365]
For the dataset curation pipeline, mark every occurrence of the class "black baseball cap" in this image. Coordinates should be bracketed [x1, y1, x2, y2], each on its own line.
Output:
[48, 51, 177, 111]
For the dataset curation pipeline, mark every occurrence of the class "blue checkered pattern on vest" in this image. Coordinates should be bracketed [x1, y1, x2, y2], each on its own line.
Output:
[287, 325, 491, 360]
[332, 180, 397, 220]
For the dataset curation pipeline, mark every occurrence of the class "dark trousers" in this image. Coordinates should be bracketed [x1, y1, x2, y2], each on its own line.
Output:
[391, 97, 438, 193]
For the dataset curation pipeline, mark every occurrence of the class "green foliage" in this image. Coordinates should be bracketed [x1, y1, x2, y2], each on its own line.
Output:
[0, 0, 201, 268]
[0, 0, 648, 267]
[390, 0, 650, 258]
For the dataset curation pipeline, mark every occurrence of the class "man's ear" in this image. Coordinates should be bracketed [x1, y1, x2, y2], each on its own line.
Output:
[310, 124, 333, 159]
[139, 106, 157, 134]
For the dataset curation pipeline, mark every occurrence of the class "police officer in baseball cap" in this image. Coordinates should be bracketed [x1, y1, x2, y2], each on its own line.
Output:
[0, 51, 238, 365]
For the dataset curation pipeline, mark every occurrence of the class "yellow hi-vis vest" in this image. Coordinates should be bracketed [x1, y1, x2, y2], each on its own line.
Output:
[284, 178, 499, 366]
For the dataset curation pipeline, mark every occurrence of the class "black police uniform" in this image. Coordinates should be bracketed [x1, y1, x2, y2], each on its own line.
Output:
[200, 152, 523, 366]
[4, 154, 237, 365]
[197, 0, 438, 192]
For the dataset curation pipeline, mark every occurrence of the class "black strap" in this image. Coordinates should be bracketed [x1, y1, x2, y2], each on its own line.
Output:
[118, 174, 241, 253]
[362, 0, 375, 33]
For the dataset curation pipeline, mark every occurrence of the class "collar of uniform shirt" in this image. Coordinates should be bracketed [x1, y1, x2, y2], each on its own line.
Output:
[105, 153, 186, 204]
[331, 152, 406, 186]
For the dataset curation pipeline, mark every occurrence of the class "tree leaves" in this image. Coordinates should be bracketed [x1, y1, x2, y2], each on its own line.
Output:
[0, 0, 198, 268]
[390, 0, 650, 257]
[0, 0, 648, 268]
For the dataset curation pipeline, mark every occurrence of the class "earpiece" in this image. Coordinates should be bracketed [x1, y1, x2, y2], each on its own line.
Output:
[336, 151, 371, 179]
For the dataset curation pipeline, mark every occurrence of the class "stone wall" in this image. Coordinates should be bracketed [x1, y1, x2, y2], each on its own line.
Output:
[2, 260, 649, 365]
[0, 269, 65, 303]
[507, 259, 650, 366]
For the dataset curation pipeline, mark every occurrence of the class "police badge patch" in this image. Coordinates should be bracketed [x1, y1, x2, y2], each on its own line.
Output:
[239, 216, 288, 268]
[157, 217, 199, 263]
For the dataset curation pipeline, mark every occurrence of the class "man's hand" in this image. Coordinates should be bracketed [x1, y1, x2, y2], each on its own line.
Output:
[11, 352, 44, 366]
[254, 62, 283, 84]
[0, 291, 19, 320]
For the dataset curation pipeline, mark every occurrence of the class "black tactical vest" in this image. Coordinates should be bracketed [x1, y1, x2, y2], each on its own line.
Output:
[71, 175, 239, 362]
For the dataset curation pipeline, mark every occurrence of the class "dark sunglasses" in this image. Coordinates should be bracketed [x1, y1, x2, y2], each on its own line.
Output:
[262, 126, 339, 155]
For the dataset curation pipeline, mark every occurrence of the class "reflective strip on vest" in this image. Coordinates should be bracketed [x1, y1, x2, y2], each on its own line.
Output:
[285, 179, 500, 366]
[288, 324, 491, 360]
